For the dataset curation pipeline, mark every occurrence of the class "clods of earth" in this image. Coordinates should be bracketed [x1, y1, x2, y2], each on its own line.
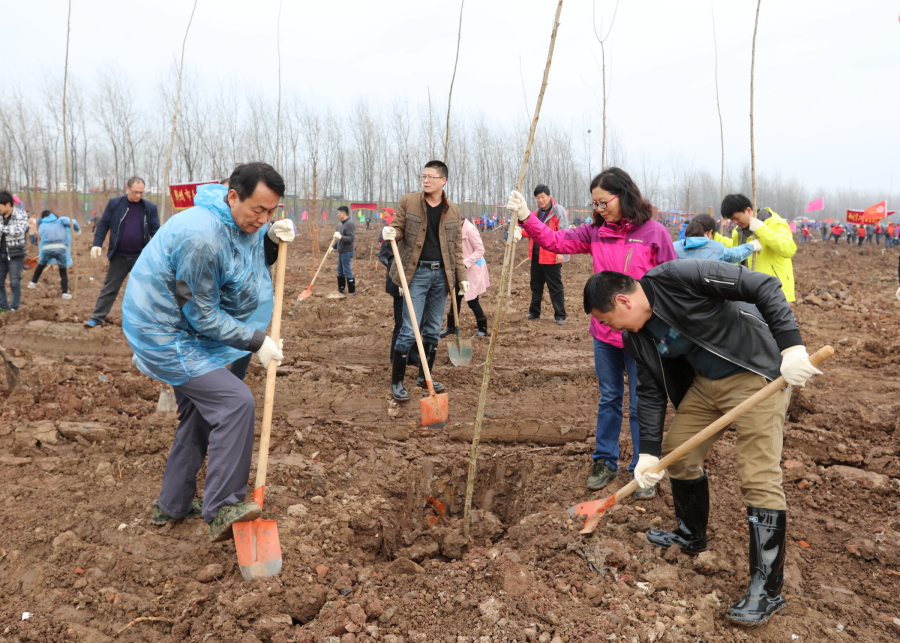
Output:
[1, 229, 899, 642]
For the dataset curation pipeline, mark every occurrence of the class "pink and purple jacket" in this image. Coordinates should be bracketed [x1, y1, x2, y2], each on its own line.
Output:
[520, 215, 676, 347]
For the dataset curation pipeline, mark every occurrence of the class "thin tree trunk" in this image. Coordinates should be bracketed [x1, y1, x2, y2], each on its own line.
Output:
[160, 0, 199, 224]
[463, 0, 564, 540]
[443, 0, 465, 165]
[274, 0, 283, 168]
[428, 87, 434, 159]
[712, 6, 725, 203]
[61, 0, 76, 296]
[750, 0, 761, 213]
[592, 0, 618, 171]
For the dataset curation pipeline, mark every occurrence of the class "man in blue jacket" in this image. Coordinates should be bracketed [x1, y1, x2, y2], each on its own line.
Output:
[122, 162, 295, 542]
[84, 177, 160, 328]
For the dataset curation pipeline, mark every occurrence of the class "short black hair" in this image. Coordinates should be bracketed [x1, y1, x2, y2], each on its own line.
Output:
[424, 160, 448, 180]
[126, 176, 145, 188]
[534, 184, 551, 197]
[685, 213, 716, 237]
[583, 271, 637, 315]
[41, 209, 52, 218]
[228, 162, 286, 200]
[721, 194, 752, 218]
[337, 206, 349, 215]
[589, 167, 653, 226]
[0, 192, 13, 206]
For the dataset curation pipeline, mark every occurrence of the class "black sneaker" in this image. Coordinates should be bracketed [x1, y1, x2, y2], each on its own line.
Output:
[586, 460, 618, 491]
[633, 485, 656, 500]
[555, 317, 567, 325]
[526, 313, 539, 320]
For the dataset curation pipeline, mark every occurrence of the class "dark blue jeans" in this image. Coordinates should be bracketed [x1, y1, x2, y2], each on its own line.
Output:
[395, 264, 447, 354]
[592, 338, 640, 472]
[0, 255, 24, 311]
[337, 251, 354, 279]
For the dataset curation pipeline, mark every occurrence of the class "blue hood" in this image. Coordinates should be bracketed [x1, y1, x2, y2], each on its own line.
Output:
[683, 237, 710, 249]
[194, 183, 238, 230]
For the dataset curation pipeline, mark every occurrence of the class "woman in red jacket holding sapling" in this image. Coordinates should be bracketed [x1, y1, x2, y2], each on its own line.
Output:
[508, 167, 676, 497]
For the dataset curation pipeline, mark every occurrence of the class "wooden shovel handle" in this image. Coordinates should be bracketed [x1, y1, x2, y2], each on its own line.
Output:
[389, 238, 434, 395]
[253, 241, 288, 503]
[306, 244, 334, 291]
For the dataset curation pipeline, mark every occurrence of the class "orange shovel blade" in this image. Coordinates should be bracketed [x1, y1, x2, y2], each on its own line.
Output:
[420, 390, 449, 428]
[233, 518, 282, 581]
[297, 286, 313, 300]
[567, 493, 618, 534]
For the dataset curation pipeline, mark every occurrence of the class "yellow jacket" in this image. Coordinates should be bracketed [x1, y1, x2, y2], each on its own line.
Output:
[714, 208, 797, 302]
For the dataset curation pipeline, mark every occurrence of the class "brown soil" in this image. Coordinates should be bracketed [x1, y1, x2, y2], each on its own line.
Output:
[1, 229, 899, 643]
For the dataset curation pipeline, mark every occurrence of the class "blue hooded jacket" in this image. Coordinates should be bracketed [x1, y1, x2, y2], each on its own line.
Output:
[122, 183, 274, 386]
[673, 236, 755, 264]
[38, 213, 81, 267]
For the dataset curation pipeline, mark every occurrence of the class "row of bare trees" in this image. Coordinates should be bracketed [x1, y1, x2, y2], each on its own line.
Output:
[0, 70, 888, 223]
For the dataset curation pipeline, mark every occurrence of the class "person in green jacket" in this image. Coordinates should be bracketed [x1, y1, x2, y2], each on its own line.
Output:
[716, 195, 797, 303]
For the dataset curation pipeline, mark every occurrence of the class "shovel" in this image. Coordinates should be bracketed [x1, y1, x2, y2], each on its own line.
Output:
[568, 345, 835, 534]
[232, 240, 288, 580]
[390, 238, 449, 428]
[446, 287, 473, 367]
[297, 244, 334, 300]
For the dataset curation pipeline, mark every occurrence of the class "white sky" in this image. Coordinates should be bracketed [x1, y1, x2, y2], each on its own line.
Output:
[8, 0, 900, 199]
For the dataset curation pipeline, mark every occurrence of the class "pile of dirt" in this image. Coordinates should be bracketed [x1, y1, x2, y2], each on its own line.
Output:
[1, 230, 898, 642]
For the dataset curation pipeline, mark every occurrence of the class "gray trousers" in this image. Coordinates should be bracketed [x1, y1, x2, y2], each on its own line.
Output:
[90, 255, 137, 323]
[157, 368, 256, 523]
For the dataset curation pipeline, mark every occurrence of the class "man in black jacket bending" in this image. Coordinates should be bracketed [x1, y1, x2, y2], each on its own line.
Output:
[582, 260, 821, 627]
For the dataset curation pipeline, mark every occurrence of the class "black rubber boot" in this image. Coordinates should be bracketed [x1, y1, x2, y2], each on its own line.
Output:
[347, 278, 356, 295]
[646, 474, 709, 554]
[473, 317, 488, 337]
[416, 343, 445, 393]
[439, 326, 453, 339]
[390, 349, 410, 401]
[726, 507, 788, 627]
[337, 276, 346, 294]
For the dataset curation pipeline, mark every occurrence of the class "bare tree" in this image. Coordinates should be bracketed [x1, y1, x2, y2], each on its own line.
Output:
[443, 0, 465, 165]
[711, 5, 725, 202]
[592, 0, 619, 170]
[750, 0, 762, 212]
[160, 0, 199, 222]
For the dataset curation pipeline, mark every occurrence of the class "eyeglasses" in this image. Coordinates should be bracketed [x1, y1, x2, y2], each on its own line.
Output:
[590, 195, 618, 210]
[420, 174, 445, 181]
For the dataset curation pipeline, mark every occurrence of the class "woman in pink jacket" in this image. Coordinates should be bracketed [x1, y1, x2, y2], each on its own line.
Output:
[508, 167, 676, 497]
[441, 218, 490, 337]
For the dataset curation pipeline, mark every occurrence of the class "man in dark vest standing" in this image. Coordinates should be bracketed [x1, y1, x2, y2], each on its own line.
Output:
[84, 176, 160, 327]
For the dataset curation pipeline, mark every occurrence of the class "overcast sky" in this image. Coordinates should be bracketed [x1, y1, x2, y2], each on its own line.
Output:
[8, 0, 900, 200]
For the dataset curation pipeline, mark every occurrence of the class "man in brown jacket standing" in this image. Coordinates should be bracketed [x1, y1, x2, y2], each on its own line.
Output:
[382, 160, 468, 401]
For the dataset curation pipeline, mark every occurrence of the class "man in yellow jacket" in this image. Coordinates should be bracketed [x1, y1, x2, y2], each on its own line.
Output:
[716, 194, 797, 302]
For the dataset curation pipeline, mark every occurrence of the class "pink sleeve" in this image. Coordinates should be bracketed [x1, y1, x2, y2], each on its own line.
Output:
[464, 224, 484, 268]
[651, 224, 677, 264]
[520, 214, 591, 255]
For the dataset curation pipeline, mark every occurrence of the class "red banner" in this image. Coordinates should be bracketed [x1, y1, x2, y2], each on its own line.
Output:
[846, 206, 895, 224]
[350, 202, 378, 211]
[170, 181, 218, 209]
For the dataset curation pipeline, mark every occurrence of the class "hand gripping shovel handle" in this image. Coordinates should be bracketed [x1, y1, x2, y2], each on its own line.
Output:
[389, 239, 435, 394]
[253, 240, 289, 507]
[570, 345, 835, 534]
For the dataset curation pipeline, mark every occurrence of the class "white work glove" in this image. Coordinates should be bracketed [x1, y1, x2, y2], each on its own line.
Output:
[895, 285, 900, 301]
[513, 227, 522, 242]
[506, 190, 530, 222]
[634, 454, 666, 490]
[256, 336, 284, 368]
[459, 281, 470, 296]
[780, 346, 822, 387]
[267, 219, 295, 243]
[382, 226, 397, 241]
[332, 231, 342, 240]
[749, 239, 763, 253]
[90, 246, 102, 259]
[747, 217, 763, 233]
[75, 229, 83, 235]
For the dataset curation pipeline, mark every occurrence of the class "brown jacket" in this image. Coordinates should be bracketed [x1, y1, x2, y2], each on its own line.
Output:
[388, 191, 466, 290]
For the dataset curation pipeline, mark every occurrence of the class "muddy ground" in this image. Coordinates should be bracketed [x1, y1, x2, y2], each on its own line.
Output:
[1, 225, 899, 643]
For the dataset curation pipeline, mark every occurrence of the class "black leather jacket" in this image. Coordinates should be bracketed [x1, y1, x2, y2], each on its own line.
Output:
[622, 259, 803, 457]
